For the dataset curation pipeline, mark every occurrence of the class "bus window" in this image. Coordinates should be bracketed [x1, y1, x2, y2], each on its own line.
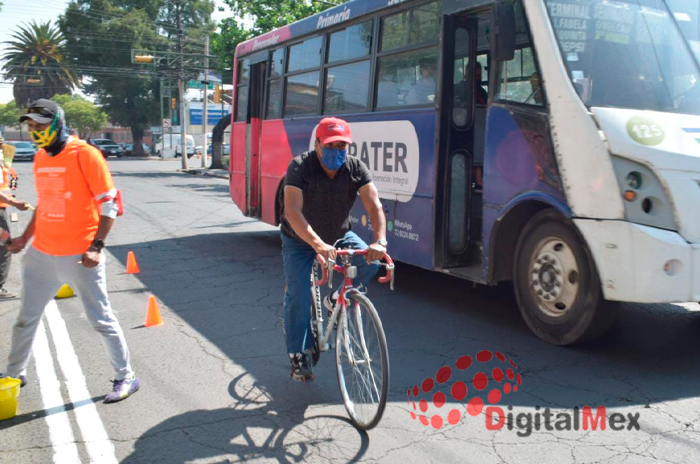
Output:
[376, 47, 438, 108]
[288, 36, 323, 73]
[380, 1, 440, 51]
[328, 21, 372, 63]
[235, 58, 250, 122]
[269, 48, 284, 78]
[266, 79, 283, 119]
[496, 47, 543, 106]
[409, 1, 441, 45]
[285, 71, 320, 115]
[325, 61, 371, 112]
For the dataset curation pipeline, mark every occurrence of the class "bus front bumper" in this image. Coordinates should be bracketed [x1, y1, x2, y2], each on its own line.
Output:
[574, 219, 700, 304]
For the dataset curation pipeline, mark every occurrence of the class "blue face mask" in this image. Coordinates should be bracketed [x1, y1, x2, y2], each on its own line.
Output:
[321, 147, 347, 170]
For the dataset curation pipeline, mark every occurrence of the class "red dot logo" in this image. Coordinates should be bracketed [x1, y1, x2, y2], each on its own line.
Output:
[407, 349, 523, 428]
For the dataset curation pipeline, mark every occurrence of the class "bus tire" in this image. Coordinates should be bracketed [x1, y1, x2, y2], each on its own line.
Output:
[513, 210, 618, 345]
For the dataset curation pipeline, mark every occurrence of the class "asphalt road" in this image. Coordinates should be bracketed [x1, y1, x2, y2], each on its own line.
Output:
[1, 158, 700, 464]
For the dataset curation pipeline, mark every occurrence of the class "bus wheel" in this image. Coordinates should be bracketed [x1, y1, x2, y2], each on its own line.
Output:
[513, 210, 618, 345]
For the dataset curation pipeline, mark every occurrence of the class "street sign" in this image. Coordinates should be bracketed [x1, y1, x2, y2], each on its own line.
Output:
[187, 80, 215, 90]
[189, 109, 226, 125]
[163, 119, 172, 129]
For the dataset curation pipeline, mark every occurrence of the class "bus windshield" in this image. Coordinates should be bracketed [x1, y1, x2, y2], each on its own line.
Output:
[545, 0, 700, 115]
[666, 0, 700, 63]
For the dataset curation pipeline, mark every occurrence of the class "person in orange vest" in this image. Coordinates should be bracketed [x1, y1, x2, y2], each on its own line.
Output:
[2, 100, 139, 402]
[0, 147, 31, 299]
[0, 135, 16, 167]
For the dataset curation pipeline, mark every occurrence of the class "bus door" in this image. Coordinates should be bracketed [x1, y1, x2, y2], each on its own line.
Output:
[438, 10, 490, 271]
[245, 55, 267, 218]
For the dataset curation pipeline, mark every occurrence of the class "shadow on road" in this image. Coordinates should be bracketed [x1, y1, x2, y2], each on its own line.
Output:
[109, 229, 700, 462]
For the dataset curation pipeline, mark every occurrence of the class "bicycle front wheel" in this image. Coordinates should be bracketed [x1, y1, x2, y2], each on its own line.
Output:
[335, 292, 389, 430]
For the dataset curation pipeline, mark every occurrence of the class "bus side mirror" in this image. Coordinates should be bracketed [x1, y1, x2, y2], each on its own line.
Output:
[493, 0, 516, 61]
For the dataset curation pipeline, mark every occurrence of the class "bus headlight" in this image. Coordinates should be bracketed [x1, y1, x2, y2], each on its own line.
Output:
[611, 156, 677, 231]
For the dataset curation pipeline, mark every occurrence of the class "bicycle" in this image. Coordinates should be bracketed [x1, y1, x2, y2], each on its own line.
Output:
[309, 249, 395, 430]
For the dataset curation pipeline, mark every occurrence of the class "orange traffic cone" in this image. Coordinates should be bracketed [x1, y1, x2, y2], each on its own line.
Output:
[145, 295, 164, 327]
[126, 251, 140, 274]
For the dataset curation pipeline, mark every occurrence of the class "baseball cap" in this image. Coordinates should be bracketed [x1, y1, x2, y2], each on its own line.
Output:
[316, 117, 352, 145]
[20, 99, 59, 124]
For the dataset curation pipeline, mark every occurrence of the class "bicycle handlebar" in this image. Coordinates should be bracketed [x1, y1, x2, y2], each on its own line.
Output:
[315, 250, 395, 291]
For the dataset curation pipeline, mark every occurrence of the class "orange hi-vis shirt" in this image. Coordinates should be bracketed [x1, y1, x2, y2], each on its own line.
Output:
[33, 138, 115, 256]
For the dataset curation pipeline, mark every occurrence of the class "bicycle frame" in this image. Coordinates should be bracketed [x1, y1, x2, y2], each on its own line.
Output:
[312, 250, 395, 353]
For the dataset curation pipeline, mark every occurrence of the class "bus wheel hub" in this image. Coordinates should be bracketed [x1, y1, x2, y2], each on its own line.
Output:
[530, 239, 579, 317]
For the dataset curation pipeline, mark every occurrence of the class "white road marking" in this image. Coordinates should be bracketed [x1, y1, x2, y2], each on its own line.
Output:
[45, 301, 119, 464]
[34, 320, 81, 464]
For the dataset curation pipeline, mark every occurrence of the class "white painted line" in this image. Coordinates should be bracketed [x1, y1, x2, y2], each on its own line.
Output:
[45, 301, 119, 464]
[34, 320, 81, 464]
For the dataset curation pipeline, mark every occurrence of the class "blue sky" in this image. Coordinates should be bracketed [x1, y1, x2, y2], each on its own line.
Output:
[0, 0, 233, 103]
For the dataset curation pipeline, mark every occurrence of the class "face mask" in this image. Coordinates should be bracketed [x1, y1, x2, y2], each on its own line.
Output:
[321, 147, 347, 170]
[30, 115, 59, 148]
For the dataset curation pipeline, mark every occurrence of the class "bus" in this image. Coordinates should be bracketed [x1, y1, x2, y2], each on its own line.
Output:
[229, 0, 700, 345]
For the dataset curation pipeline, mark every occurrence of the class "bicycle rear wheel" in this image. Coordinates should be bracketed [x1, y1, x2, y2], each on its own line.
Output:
[335, 292, 389, 430]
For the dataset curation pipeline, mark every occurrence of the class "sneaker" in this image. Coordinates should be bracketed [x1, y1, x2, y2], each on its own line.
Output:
[289, 352, 314, 382]
[0, 288, 17, 300]
[104, 377, 140, 403]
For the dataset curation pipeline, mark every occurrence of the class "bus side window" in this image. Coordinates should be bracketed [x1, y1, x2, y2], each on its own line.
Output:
[235, 58, 251, 122]
[494, 3, 544, 107]
[266, 48, 284, 119]
[375, 0, 441, 109]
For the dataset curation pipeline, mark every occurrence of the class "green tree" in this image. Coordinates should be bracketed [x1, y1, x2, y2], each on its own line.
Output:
[1, 21, 80, 107]
[51, 94, 108, 138]
[60, 0, 214, 156]
[0, 101, 25, 140]
[0, 101, 22, 128]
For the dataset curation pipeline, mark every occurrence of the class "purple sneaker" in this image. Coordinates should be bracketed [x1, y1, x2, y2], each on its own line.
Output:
[104, 378, 140, 403]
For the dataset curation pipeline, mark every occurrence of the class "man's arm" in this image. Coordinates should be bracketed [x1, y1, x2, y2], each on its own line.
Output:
[6, 209, 36, 253]
[0, 190, 30, 210]
[359, 182, 387, 261]
[284, 186, 336, 259]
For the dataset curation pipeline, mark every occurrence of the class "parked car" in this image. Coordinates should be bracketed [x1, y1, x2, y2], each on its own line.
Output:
[89, 139, 124, 158]
[121, 142, 151, 156]
[207, 143, 230, 156]
[6, 141, 36, 161]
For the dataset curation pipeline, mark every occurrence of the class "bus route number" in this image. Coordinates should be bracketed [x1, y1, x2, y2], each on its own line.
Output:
[626, 117, 665, 147]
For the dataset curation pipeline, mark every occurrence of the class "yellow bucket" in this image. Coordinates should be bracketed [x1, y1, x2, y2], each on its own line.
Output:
[0, 377, 21, 421]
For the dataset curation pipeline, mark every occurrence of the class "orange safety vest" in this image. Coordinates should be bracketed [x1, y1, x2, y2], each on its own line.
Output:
[0, 164, 10, 208]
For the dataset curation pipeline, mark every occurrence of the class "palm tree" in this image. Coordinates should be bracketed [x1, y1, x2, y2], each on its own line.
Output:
[1, 21, 80, 108]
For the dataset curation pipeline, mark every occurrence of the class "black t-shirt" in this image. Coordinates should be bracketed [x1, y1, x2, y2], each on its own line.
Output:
[281, 150, 373, 244]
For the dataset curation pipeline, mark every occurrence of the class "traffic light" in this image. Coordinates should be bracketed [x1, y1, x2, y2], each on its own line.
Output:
[171, 98, 177, 110]
[134, 55, 155, 63]
[213, 85, 221, 104]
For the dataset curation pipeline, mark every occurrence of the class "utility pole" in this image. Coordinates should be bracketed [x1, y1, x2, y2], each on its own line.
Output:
[177, 0, 189, 170]
[202, 36, 209, 168]
[159, 78, 164, 159]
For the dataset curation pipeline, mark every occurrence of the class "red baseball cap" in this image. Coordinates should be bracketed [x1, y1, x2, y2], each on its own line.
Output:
[316, 117, 352, 145]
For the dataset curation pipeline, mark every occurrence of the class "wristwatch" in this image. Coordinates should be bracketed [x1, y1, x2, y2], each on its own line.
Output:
[377, 239, 388, 247]
[91, 239, 105, 252]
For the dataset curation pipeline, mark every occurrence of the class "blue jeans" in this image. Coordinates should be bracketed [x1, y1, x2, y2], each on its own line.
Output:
[281, 231, 380, 354]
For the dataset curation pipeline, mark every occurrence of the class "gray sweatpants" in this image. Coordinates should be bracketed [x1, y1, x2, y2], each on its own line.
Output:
[0, 209, 11, 289]
[5, 246, 134, 380]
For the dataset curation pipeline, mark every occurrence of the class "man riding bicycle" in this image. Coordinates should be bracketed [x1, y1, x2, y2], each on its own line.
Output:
[281, 117, 388, 381]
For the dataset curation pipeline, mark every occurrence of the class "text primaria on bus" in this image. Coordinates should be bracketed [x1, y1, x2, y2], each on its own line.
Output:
[317, 8, 351, 29]
[348, 141, 408, 174]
